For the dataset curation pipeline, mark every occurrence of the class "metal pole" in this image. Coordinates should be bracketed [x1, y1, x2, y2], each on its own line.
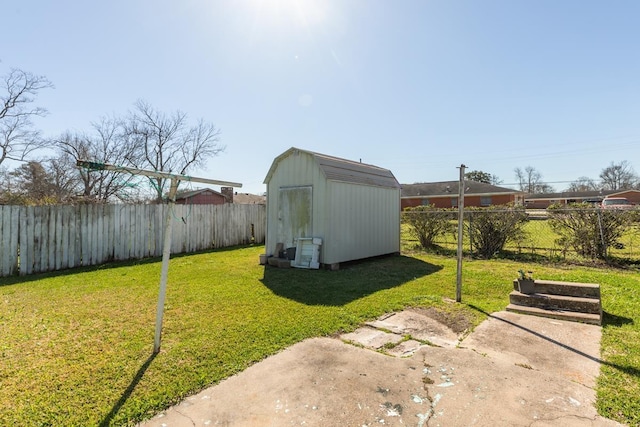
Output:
[456, 164, 466, 303]
[153, 178, 179, 353]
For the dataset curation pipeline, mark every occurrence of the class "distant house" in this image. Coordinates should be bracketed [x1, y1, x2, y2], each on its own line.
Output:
[401, 181, 524, 210]
[525, 189, 640, 209]
[175, 188, 232, 205]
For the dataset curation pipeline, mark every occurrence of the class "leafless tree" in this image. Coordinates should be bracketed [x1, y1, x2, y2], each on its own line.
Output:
[599, 161, 637, 190]
[0, 67, 53, 167]
[124, 99, 225, 202]
[54, 116, 141, 202]
[46, 154, 81, 202]
[514, 166, 554, 194]
[565, 176, 599, 192]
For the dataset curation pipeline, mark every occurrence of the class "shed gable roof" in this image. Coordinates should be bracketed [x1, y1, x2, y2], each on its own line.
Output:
[402, 180, 521, 198]
[264, 147, 400, 189]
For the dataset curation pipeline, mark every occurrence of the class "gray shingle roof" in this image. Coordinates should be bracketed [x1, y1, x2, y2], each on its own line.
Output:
[265, 147, 400, 189]
[524, 190, 615, 200]
[175, 188, 224, 200]
[401, 181, 521, 197]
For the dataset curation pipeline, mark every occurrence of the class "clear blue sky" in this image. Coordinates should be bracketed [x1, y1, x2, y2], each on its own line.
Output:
[4, 0, 640, 194]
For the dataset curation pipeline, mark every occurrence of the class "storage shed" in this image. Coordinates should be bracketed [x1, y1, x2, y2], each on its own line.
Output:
[263, 147, 401, 269]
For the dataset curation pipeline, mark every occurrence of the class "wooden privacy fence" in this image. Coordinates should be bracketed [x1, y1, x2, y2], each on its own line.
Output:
[0, 203, 266, 277]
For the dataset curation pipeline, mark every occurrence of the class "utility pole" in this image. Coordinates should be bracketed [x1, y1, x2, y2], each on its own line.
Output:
[456, 164, 466, 303]
[76, 161, 242, 353]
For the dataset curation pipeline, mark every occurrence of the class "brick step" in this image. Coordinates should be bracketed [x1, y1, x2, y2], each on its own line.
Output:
[509, 291, 602, 315]
[512, 279, 600, 298]
[506, 304, 602, 325]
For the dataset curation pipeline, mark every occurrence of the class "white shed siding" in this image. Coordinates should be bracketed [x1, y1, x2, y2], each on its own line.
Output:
[323, 181, 400, 264]
[265, 147, 400, 266]
[265, 150, 327, 256]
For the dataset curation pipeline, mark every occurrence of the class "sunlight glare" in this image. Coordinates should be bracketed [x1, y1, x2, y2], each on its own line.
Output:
[251, 0, 329, 29]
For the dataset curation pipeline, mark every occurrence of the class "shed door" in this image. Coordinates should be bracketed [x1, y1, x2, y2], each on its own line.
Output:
[277, 186, 312, 249]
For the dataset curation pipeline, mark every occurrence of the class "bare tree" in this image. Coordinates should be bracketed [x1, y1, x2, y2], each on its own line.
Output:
[46, 154, 81, 202]
[599, 161, 637, 190]
[566, 176, 599, 192]
[125, 100, 225, 202]
[514, 166, 553, 194]
[54, 116, 140, 202]
[0, 67, 53, 167]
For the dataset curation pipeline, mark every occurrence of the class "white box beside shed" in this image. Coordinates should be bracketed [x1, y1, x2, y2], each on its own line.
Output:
[263, 147, 401, 269]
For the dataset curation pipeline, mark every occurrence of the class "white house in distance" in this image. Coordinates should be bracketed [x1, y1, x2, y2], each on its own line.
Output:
[263, 147, 401, 270]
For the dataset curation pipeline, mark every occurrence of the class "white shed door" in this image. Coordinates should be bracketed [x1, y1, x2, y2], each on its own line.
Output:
[277, 186, 312, 249]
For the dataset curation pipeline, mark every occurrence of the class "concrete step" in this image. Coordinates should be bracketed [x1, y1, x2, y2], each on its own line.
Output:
[509, 291, 602, 315]
[512, 279, 600, 298]
[505, 304, 602, 325]
[267, 257, 291, 268]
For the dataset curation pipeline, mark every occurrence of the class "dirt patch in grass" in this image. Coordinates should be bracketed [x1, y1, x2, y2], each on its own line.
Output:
[409, 306, 474, 334]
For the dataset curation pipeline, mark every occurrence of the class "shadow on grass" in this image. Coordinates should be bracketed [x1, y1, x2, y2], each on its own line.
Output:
[468, 304, 640, 379]
[602, 310, 634, 327]
[0, 244, 262, 287]
[98, 352, 157, 427]
[261, 254, 442, 306]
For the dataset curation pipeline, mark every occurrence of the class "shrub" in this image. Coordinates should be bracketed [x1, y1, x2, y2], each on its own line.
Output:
[466, 204, 528, 259]
[547, 203, 634, 259]
[402, 205, 455, 249]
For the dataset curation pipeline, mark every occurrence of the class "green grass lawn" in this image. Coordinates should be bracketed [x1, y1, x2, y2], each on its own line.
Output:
[1, 245, 639, 426]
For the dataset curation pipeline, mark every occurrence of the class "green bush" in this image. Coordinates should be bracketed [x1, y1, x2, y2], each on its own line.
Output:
[466, 204, 528, 259]
[402, 205, 455, 249]
[547, 203, 635, 259]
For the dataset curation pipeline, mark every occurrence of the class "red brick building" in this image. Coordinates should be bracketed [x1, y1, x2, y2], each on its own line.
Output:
[175, 188, 231, 205]
[401, 181, 524, 210]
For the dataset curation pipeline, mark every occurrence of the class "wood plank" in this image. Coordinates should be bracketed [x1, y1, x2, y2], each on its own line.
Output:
[23, 207, 35, 275]
[8, 206, 19, 275]
[66, 206, 75, 268]
[34, 206, 44, 273]
[157, 204, 164, 256]
[0, 207, 8, 276]
[49, 206, 64, 270]
[105, 204, 114, 261]
[140, 204, 148, 258]
[136, 203, 144, 259]
[48, 206, 57, 271]
[0, 207, 6, 276]
[69, 206, 82, 267]
[92, 204, 100, 266]
[59, 205, 69, 270]
[172, 204, 184, 254]
[18, 206, 27, 275]
[42, 206, 51, 272]
[114, 205, 122, 260]
[81, 204, 90, 266]
[128, 204, 136, 259]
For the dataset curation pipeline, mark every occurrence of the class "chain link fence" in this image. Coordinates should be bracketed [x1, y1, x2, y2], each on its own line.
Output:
[402, 206, 640, 263]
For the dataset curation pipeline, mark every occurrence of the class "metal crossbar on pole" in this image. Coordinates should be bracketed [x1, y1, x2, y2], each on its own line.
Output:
[77, 160, 242, 353]
[456, 164, 466, 303]
[76, 160, 242, 188]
